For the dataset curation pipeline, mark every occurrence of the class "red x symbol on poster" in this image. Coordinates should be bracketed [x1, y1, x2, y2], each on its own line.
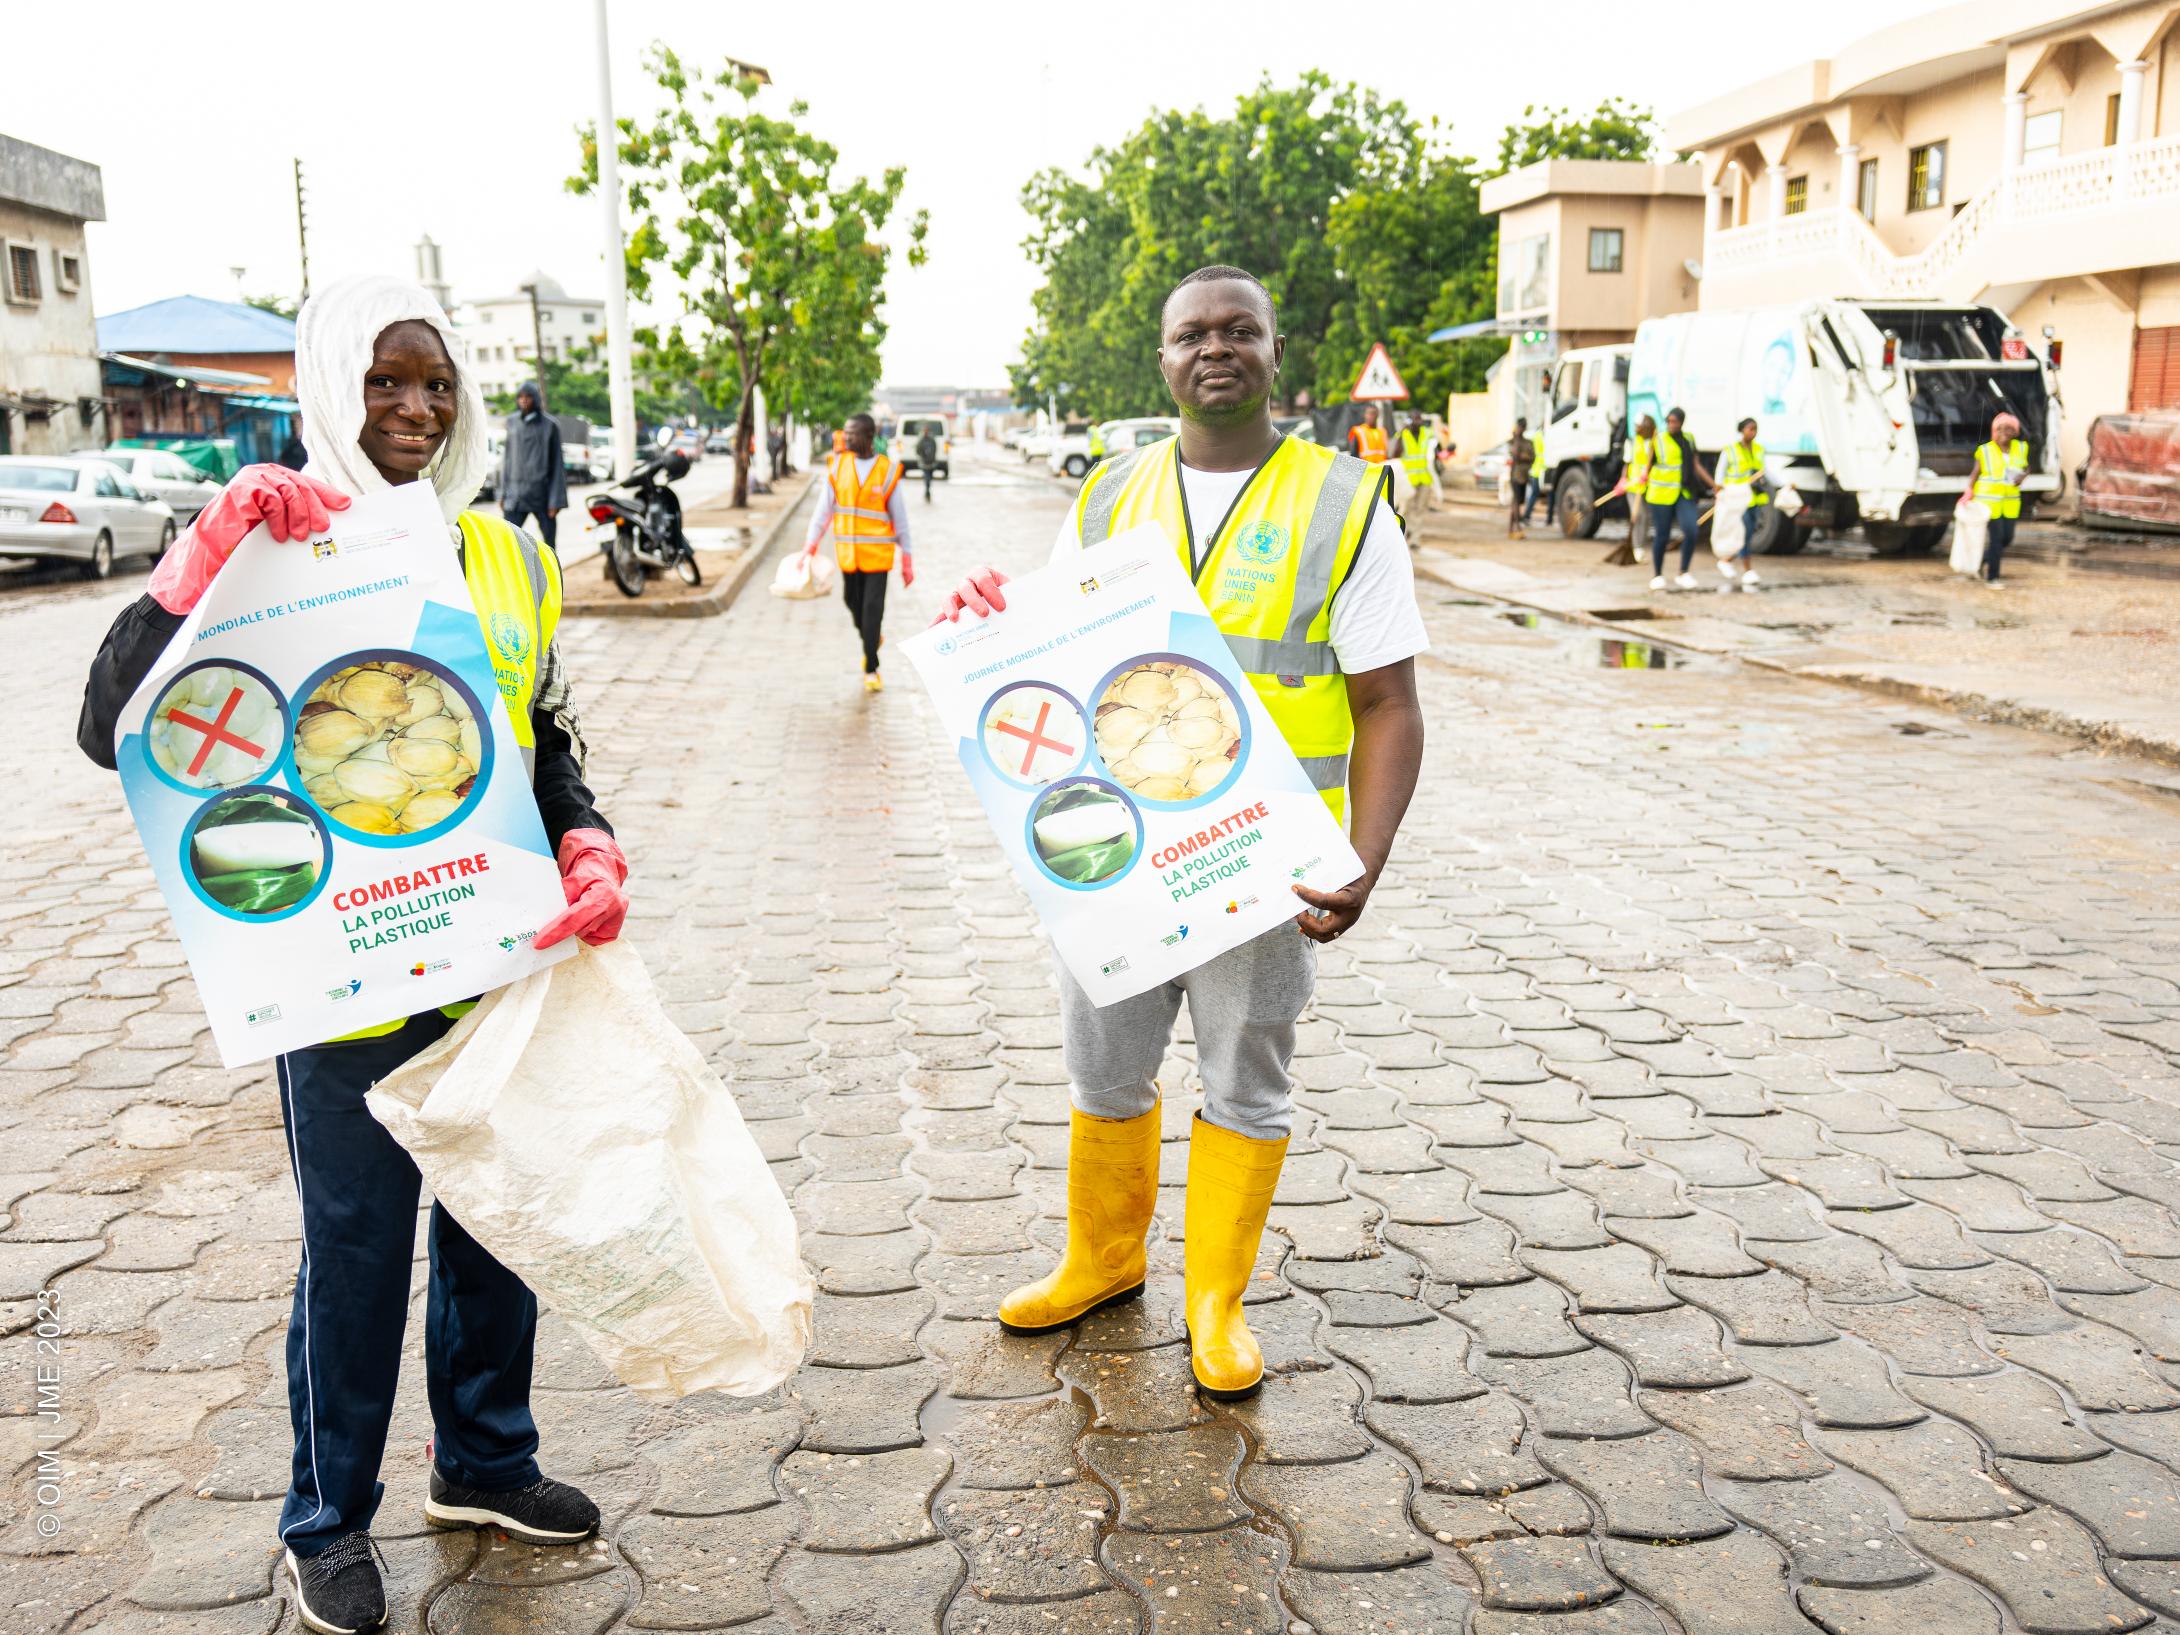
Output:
[991, 699, 1077, 779]
[165, 687, 267, 777]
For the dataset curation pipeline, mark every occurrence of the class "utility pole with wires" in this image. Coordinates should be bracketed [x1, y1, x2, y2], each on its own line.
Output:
[520, 280, 547, 384]
[593, 0, 637, 482]
[292, 158, 311, 300]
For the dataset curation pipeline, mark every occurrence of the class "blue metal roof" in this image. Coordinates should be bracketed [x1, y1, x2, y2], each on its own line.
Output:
[97, 295, 296, 356]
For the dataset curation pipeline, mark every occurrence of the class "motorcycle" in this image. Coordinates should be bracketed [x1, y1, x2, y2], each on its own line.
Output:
[585, 446, 699, 598]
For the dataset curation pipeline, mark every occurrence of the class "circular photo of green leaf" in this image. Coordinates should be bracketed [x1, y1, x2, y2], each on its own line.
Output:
[1027, 778, 1142, 891]
[183, 787, 330, 921]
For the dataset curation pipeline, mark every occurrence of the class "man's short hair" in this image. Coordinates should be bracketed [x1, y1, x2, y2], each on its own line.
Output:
[1162, 264, 1277, 329]
[1737, 416, 1757, 433]
[1666, 406, 1686, 423]
[847, 412, 875, 431]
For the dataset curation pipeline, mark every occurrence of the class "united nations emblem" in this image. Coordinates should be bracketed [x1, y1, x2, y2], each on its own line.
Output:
[489, 612, 531, 666]
[1235, 522, 1288, 564]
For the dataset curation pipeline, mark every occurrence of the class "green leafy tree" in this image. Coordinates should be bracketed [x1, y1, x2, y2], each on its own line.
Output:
[1495, 98, 1659, 172]
[1012, 74, 1415, 422]
[244, 293, 299, 320]
[570, 46, 926, 506]
[485, 343, 696, 430]
[1316, 141, 1499, 411]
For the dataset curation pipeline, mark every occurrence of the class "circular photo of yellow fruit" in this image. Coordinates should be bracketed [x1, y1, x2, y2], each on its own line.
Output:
[145, 661, 289, 791]
[1091, 656, 1247, 806]
[289, 653, 490, 842]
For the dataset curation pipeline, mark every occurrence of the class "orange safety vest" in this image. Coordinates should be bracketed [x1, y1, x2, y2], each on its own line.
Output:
[1349, 423, 1389, 463]
[828, 451, 902, 572]
[832, 429, 847, 455]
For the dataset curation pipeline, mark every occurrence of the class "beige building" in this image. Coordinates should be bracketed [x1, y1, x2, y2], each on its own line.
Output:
[447, 262, 605, 404]
[1475, 159, 1705, 428]
[0, 133, 105, 455]
[1671, 0, 2180, 476]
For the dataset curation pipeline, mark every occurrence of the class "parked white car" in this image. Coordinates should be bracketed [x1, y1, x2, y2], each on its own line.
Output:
[89, 447, 224, 524]
[0, 455, 176, 577]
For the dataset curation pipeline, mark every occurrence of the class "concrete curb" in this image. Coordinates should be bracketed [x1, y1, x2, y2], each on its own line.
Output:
[1412, 549, 2180, 771]
[561, 477, 817, 621]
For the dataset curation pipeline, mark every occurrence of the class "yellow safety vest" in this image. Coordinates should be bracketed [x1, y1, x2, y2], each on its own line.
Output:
[1530, 441, 1548, 479]
[1398, 428, 1432, 486]
[1973, 438, 2028, 519]
[1624, 434, 1653, 492]
[1645, 432, 1685, 504]
[1723, 439, 1769, 507]
[327, 510, 564, 1045]
[828, 452, 902, 572]
[1075, 437, 1379, 823]
[1088, 425, 1107, 459]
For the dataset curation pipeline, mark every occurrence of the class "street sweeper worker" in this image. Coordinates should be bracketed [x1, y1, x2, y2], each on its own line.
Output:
[933, 264, 1427, 1401]
[77, 273, 626, 1635]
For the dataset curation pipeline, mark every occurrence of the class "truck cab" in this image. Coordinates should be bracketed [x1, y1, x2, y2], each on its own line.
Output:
[1536, 345, 1634, 537]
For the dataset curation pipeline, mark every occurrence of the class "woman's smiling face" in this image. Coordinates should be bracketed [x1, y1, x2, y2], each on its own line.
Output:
[358, 320, 457, 485]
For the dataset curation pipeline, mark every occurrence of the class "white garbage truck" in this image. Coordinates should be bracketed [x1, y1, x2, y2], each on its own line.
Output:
[1535, 299, 2064, 555]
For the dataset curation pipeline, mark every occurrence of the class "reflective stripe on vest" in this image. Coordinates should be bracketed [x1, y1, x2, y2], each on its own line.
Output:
[829, 452, 901, 572]
[1973, 438, 2028, 518]
[1398, 428, 1431, 486]
[1073, 437, 1378, 823]
[325, 510, 561, 1046]
[1645, 432, 1684, 504]
[1352, 424, 1388, 463]
[1626, 435, 1653, 488]
[1724, 439, 1769, 507]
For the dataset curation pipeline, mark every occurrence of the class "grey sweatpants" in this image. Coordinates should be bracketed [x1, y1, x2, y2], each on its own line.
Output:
[1056, 924, 1317, 1142]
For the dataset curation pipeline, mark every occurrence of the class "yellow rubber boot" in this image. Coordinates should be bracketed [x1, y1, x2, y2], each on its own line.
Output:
[997, 1107, 1162, 1334]
[1183, 1115, 1289, 1400]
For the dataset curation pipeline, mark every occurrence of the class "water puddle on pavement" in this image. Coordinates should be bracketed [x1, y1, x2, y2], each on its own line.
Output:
[1491, 609, 1701, 670]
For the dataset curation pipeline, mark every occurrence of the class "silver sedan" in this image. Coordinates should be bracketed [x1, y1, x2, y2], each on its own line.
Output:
[0, 455, 176, 579]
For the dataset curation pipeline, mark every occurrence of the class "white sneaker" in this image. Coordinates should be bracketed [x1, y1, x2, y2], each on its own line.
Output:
[1649, 575, 1666, 591]
[1742, 578, 1760, 593]
[1741, 568, 1760, 586]
[1675, 573, 1698, 590]
[1718, 560, 1739, 579]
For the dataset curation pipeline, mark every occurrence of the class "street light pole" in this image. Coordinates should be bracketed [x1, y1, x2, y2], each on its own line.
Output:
[593, 0, 638, 483]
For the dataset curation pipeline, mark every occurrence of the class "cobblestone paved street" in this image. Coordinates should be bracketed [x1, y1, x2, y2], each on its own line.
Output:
[13, 450, 2180, 1633]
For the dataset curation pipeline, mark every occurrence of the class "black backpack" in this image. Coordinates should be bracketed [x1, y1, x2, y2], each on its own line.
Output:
[917, 433, 938, 462]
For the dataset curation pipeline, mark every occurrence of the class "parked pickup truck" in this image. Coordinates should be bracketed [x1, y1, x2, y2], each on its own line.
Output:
[1535, 299, 2064, 555]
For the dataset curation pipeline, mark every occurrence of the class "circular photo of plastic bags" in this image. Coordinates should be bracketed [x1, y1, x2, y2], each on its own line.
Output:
[1028, 779, 1142, 889]
[291, 654, 488, 841]
[979, 681, 1087, 788]
[185, 787, 329, 920]
[1093, 657, 1244, 805]
[146, 662, 287, 790]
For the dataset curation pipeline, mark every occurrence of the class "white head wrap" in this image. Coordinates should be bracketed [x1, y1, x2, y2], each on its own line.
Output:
[295, 273, 489, 525]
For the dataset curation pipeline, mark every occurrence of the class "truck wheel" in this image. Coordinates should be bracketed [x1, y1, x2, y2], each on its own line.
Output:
[1864, 522, 1931, 557]
[1747, 506, 1802, 556]
[1555, 469, 1601, 539]
[1063, 454, 1088, 479]
[1908, 523, 1949, 554]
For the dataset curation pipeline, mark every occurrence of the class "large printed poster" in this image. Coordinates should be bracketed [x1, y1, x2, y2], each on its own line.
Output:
[114, 483, 573, 1066]
[903, 529, 1364, 1006]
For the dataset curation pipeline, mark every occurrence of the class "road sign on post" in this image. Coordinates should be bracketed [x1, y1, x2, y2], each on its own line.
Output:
[1350, 343, 1409, 402]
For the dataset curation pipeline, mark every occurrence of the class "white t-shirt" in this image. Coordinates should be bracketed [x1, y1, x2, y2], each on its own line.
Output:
[1049, 454, 1430, 674]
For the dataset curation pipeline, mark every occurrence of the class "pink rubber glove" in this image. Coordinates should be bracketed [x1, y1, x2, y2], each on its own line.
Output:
[930, 564, 1008, 626]
[899, 552, 916, 588]
[147, 465, 351, 614]
[534, 829, 630, 950]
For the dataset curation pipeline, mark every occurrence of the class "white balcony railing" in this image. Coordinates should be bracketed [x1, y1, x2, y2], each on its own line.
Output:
[1706, 132, 2180, 298]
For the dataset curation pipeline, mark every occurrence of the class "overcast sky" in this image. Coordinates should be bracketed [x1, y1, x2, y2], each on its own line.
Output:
[12, 0, 1914, 388]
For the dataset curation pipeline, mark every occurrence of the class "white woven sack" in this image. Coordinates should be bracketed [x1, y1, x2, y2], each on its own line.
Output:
[1950, 501, 1989, 575]
[1711, 485, 1751, 558]
[769, 548, 833, 600]
[368, 939, 812, 1400]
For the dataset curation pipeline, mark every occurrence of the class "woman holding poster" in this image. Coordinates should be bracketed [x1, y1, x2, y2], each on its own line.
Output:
[937, 265, 1427, 1402]
[78, 275, 626, 1635]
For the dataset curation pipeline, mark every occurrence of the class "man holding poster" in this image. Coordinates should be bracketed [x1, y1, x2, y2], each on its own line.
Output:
[936, 265, 1426, 1401]
[78, 276, 623, 1635]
